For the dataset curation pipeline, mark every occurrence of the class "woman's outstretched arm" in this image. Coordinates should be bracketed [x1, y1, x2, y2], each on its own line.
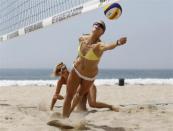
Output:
[50, 80, 64, 110]
[101, 37, 127, 51]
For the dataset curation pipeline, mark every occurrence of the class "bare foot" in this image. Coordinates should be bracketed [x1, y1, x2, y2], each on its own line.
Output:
[111, 106, 119, 112]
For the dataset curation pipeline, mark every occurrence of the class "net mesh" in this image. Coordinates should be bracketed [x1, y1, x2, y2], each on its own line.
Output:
[0, 0, 92, 36]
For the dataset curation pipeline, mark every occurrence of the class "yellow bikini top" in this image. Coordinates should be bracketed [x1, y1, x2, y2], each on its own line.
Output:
[78, 34, 104, 61]
[78, 44, 100, 61]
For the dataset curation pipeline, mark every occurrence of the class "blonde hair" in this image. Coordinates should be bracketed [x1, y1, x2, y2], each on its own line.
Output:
[51, 62, 66, 77]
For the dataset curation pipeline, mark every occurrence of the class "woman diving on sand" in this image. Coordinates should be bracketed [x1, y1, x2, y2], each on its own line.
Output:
[62, 20, 127, 117]
[50, 62, 119, 112]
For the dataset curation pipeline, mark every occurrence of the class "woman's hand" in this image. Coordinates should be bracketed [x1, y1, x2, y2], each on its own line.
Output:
[117, 37, 127, 46]
[50, 94, 64, 110]
[53, 94, 64, 100]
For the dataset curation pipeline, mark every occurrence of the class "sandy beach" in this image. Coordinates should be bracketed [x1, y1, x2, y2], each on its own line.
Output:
[0, 85, 173, 131]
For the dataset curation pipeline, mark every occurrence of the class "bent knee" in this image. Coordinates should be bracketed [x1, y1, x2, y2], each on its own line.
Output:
[89, 101, 96, 108]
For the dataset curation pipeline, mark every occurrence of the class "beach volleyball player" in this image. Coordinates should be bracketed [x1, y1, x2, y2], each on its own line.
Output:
[50, 62, 119, 112]
[62, 20, 127, 118]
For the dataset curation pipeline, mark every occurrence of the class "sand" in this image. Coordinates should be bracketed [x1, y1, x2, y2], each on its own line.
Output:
[0, 85, 173, 131]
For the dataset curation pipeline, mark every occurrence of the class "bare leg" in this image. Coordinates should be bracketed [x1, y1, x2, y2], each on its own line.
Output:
[69, 80, 93, 115]
[62, 69, 81, 117]
[76, 93, 88, 111]
[88, 85, 119, 112]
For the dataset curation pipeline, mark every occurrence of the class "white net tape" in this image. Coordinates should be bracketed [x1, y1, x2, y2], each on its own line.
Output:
[0, 0, 117, 42]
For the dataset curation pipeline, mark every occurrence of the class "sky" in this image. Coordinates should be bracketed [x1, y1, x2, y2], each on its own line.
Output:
[0, 0, 173, 69]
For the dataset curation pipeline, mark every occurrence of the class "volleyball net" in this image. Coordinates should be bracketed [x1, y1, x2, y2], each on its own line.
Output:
[0, 0, 118, 42]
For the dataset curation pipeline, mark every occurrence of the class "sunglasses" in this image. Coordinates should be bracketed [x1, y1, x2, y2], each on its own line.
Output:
[93, 22, 105, 30]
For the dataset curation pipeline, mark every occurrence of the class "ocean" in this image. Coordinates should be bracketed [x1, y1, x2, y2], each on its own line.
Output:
[0, 69, 173, 86]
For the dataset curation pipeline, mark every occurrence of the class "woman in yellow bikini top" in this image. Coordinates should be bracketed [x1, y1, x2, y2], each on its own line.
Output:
[62, 20, 127, 118]
[78, 37, 101, 61]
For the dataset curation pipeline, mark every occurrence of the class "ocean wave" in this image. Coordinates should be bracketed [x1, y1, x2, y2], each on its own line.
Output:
[0, 79, 173, 87]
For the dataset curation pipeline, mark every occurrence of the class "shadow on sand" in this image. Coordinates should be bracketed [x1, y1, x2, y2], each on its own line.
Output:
[87, 124, 126, 131]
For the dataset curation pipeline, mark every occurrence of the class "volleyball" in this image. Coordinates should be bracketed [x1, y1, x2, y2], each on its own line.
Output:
[104, 3, 122, 20]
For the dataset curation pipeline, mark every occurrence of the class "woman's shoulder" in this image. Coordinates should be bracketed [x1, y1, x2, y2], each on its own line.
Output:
[95, 41, 105, 51]
[79, 34, 90, 41]
[96, 40, 103, 46]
